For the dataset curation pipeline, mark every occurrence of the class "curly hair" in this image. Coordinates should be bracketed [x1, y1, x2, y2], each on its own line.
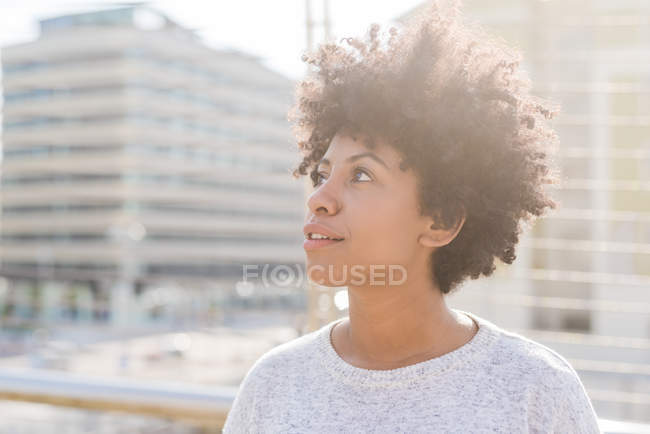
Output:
[289, 1, 561, 294]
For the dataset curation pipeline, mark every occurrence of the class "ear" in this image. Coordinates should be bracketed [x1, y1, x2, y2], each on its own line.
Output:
[418, 209, 466, 248]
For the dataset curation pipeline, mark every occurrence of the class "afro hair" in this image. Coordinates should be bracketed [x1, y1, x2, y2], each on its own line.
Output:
[289, 0, 562, 294]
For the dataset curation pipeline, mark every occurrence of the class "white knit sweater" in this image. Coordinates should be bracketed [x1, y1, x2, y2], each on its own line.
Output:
[223, 309, 601, 433]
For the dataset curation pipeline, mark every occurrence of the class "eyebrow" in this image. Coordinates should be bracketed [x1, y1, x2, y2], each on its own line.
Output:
[318, 152, 389, 169]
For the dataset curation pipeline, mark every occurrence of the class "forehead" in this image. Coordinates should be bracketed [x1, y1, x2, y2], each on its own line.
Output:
[322, 133, 399, 164]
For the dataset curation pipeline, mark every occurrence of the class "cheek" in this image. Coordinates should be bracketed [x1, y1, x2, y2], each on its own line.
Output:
[348, 194, 419, 263]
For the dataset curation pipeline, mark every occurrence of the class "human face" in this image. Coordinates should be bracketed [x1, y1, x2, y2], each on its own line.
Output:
[303, 133, 433, 288]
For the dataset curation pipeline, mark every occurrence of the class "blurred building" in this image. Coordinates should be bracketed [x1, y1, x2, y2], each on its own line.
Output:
[398, 0, 650, 423]
[0, 7, 305, 326]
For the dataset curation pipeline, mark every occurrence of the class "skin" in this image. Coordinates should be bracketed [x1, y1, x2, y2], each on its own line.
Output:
[304, 132, 478, 370]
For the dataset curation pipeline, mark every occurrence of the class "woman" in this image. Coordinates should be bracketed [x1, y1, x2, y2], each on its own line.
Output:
[223, 2, 600, 433]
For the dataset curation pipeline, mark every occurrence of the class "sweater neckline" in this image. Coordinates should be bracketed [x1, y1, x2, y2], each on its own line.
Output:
[316, 309, 500, 387]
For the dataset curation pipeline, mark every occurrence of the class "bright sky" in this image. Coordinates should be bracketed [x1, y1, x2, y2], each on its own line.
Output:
[0, 0, 424, 80]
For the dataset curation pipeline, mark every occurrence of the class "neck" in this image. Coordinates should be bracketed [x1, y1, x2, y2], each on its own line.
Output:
[335, 269, 474, 369]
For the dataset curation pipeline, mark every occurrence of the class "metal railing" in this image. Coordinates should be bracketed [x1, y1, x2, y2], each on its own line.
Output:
[0, 367, 235, 431]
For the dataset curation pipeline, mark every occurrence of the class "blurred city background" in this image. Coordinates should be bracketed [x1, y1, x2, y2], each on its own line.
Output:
[0, 0, 648, 432]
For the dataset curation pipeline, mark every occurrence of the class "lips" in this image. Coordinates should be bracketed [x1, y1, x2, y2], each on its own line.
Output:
[302, 223, 345, 241]
[302, 222, 345, 251]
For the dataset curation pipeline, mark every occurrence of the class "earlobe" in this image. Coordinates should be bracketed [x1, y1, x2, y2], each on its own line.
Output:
[418, 232, 436, 248]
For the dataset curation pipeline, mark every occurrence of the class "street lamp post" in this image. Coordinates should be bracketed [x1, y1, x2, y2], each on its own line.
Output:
[105, 218, 146, 373]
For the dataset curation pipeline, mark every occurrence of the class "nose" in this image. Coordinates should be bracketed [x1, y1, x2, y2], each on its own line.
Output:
[306, 177, 341, 216]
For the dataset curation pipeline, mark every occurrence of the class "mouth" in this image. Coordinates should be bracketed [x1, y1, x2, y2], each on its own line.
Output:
[303, 232, 345, 251]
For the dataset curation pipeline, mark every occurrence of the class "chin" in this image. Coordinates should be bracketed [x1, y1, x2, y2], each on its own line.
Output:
[305, 260, 351, 287]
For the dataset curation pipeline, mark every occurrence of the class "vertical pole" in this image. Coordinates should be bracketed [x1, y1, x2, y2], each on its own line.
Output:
[323, 0, 331, 42]
[305, 0, 313, 52]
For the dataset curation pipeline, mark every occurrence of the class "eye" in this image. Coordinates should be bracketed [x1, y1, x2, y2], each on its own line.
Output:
[313, 171, 327, 187]
[352, 167, 372, 183]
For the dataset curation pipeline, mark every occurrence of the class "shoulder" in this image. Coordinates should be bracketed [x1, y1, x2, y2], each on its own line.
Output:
[471, 312, 582, 383]
[239, 324, 325, 384]
[470, 313, 600, 432]
[496, 327, 584, 389]
[466, 312, 591, 403]
[222, 326, 327, 433]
